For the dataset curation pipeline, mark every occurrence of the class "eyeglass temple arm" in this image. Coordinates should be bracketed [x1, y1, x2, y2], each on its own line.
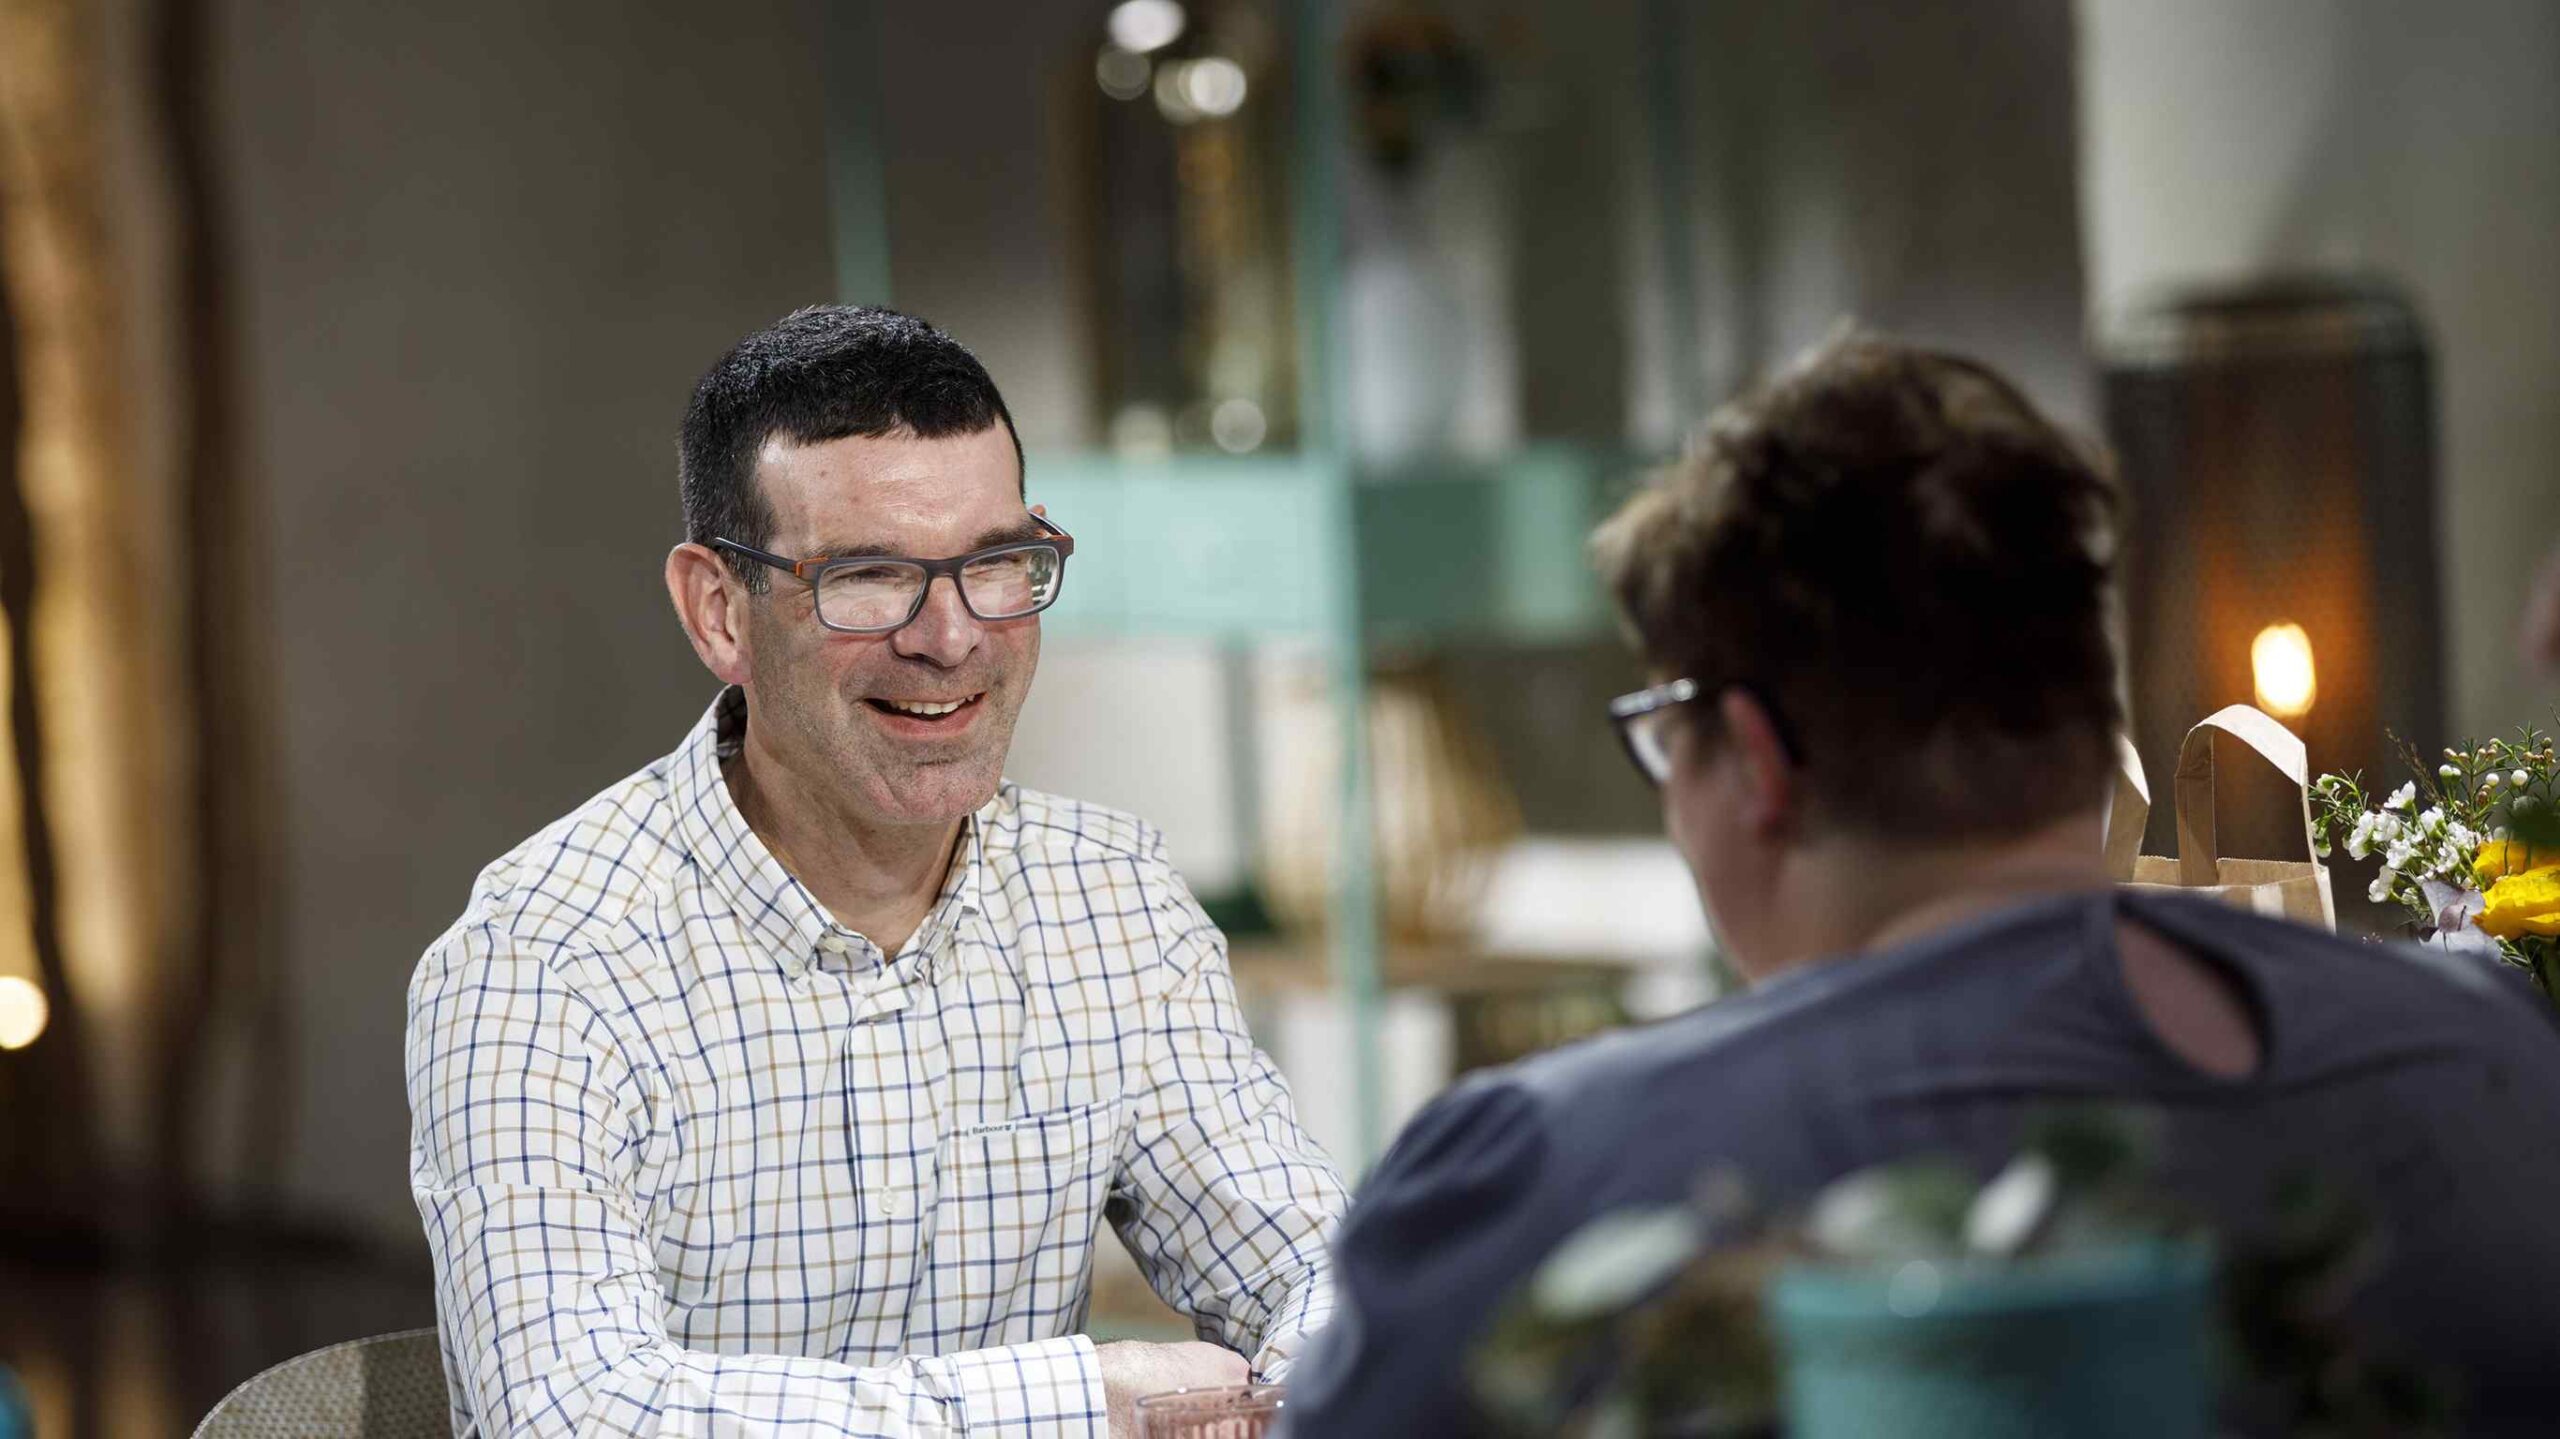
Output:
[708, 538, 815, 581]
[709, 537, 789, 567]
[1030, 510, 1076, 553]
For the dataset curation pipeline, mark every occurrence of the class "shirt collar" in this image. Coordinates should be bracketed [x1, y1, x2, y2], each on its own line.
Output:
[669, 686, 992, 977]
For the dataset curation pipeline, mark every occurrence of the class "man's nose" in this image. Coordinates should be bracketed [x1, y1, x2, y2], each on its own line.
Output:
[891, 573, 982, 666]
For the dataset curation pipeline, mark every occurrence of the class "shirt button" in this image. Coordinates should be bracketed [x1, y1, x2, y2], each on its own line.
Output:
[878, 1188, 900, 1216]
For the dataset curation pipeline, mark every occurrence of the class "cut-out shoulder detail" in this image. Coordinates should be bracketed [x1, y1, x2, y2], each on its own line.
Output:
[2116, 918, 2264, 1080]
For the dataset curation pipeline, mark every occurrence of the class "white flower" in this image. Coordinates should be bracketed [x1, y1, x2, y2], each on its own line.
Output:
[2438, 764, 2461, 779]
[2485, 772, 2503, 789]
[2346, 814, 2377, 860]
[2418, 806, 2445, 830]
[2389, 782, 2420, 810]
[2514, 770, 2532, 787]
[2370, 870, 2399, 903]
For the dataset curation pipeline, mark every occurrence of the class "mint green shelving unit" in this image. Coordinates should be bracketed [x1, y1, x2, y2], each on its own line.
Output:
[1024, 446, 1619, 646]
[825, 0, 1689, 1168]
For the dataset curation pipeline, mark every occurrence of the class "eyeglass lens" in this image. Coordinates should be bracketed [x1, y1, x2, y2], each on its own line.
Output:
[815, 546, 1063, 630]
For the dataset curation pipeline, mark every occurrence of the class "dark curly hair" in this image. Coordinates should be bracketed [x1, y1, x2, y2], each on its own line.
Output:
[1592, 332, 2124, 840]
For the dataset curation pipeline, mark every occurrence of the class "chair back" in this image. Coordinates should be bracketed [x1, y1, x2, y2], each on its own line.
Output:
[193, 1328, 449, 1439]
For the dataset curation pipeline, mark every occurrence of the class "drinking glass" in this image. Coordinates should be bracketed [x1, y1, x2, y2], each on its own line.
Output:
[1132, 1383, 1286, 1438]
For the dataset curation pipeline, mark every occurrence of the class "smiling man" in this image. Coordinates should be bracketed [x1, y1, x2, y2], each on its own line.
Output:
[407, 306, 1346, 1438]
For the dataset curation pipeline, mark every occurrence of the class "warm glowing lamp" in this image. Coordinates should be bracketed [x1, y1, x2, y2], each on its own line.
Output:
[0, 975, 46, 1050]
[2251, 622, 2317, 720]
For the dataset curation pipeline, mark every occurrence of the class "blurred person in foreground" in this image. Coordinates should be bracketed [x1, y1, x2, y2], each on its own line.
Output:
[407, 306, 1346, 1438]
[1285, 336, 2560, 1435]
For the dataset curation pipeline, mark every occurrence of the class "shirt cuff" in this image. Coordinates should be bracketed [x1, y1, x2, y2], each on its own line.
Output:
[940, 1334, 1107, 1436]
[1248, 1337, 1301, 1383]
[1244, 1271, 1333, 1381]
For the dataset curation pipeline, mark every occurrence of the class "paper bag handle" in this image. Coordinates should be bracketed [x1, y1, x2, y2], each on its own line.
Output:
[2174, 704, 2315, 886]
[2102, 733, 2150, 882]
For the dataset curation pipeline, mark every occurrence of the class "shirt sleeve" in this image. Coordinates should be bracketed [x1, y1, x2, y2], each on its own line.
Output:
[407, 915, 1108, 1438]
[1108, 847, 1352, 1378]
[1279, 1073, 1553, 1436]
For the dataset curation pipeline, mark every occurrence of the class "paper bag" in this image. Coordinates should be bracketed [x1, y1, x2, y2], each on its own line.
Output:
[2103, 704, 2337, 931]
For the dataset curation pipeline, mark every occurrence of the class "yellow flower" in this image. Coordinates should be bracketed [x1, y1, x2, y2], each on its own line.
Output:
[2473, 838, 2560, 887]
[2477, 864, 2560, 941]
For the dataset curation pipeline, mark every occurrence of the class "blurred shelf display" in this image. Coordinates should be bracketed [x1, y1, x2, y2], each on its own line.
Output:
[1256, 656, 1521, 945]
[1236, 941, 1632, 1069]
[1084, 0, 1302, 456]
[831, 0, 1704, 1166]
[1226, 833, 1717, 1161]
[1228, 939, 1629, 1170]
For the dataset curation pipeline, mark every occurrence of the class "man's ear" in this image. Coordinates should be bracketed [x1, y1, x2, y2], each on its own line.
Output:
[1716, 687, 1797, 838]
[667, 542, 752, 685]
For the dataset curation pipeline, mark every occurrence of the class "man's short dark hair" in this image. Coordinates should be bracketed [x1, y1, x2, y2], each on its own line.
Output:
[1592, 332, 2123, 840]
[678, 305, 1023, 591]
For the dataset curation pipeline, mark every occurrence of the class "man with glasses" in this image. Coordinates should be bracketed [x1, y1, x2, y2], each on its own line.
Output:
[1283, 335, 2560, 1434]
[408, 306, 1347, 1438]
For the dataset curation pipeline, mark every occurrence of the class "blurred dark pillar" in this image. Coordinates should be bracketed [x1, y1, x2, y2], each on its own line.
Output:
[2102, 277, 2444, 934]
[0, 157, 101, 1225]
[155, 0, 288, 1238]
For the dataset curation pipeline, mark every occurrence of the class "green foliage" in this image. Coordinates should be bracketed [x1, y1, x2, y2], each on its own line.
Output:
[1468, 1107, 2454, 1437]
[2220, 1178, 2455, 1437]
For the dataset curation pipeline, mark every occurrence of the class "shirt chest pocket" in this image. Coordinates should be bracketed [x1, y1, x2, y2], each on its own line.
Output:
[909, 1095, 1124, 1354]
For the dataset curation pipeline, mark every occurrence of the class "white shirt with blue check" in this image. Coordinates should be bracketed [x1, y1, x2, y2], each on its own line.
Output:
[408, 687, 1348, 1436]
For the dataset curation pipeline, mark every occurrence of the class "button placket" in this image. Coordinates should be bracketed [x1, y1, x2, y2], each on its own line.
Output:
[836, 1010, 933, 1308]
[848, 957, 912, 1026]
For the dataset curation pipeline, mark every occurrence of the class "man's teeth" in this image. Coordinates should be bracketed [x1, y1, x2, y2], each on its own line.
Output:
[881, 697, 970, 716]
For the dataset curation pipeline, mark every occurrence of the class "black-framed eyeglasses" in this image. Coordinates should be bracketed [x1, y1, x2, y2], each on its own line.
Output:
[1608, 677, 1806, 787]
[1608, 677, 1700, 787]
[712, 513, 1076, 635]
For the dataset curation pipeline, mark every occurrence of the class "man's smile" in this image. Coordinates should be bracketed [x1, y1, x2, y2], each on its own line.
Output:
[862, 691, 987, 732]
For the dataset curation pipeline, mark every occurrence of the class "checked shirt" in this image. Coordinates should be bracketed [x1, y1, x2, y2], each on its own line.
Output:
[408, 687, 1347, 1436]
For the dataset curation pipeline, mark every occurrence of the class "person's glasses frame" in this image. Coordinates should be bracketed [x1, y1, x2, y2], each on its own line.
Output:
[710, 513, 1076, 635]
[1608, 676, 1700, 788]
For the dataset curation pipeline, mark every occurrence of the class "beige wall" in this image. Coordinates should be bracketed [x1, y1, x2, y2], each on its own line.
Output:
[214, 0, 833, 1242]
[2078, 0, 2560, 735]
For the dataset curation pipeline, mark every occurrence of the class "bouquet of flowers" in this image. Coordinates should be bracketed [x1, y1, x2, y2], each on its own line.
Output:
[2309, 724, 2560, 996]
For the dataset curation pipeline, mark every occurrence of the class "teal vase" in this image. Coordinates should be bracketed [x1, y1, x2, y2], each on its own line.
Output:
[1768, 1241, 2216, 1439]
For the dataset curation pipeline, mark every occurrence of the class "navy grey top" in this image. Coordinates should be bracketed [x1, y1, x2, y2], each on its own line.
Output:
[1285, 891, 2560, 1436]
